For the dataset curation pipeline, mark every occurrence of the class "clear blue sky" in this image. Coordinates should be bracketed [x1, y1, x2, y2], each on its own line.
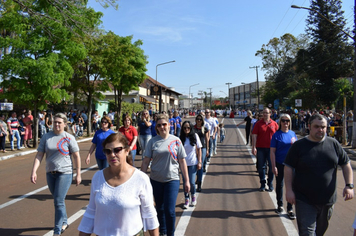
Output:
[88, 0, 354, 98]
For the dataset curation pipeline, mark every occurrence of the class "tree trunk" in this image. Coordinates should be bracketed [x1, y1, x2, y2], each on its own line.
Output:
[116, 88, 123, 129]
[33, 103, 38, 148]
[86, 94, 92, 137]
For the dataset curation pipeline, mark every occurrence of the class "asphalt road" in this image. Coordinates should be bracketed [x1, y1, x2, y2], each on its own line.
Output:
[0, 116, 355, 236]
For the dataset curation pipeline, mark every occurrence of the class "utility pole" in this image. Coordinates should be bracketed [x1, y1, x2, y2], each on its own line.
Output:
[207, 88, 212, 109]
[249, 66, 260, 110]
[225, 82, 232, 108]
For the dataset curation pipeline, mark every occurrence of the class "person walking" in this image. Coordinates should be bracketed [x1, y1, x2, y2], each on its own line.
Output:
[0, 114, 7, 152]
[118, 115, 138, 165]
[86, 116, 115, 170]
[193, 114, 210, 192]
[236, 110, 253, 145]
[204, 109, 217, 160]
[141, 114, 189, 236]
[284, 114, 354, 236]
[173, 110, 182, 137]
[7, 111, 21, 151]
[180, 121, 202, 209]
[31, 113, 81, 236]
[270, 114, 297, 219]
[347, 111, 353, 146]
[137, 109, 152, 159]
[78, 132, 159, 236]
[252, 108, 278, 191]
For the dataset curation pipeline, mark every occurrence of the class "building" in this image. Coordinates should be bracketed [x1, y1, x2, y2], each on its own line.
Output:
[229, 81, 265, 110]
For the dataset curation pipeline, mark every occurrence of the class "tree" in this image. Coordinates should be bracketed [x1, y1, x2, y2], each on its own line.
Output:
[102, 32, 148, 128]
[0, 0, 93, 147]
[295, 0, 353, 107]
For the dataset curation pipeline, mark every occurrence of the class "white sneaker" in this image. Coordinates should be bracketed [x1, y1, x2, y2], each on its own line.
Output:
[214, 150, 217, 155]
[210, 152, 213, 157]
[183, 199, 189, 209]
[191, 196, 197, 206]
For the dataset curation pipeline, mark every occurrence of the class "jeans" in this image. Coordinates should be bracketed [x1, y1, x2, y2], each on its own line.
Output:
[198, 148, 207, 182]
[220, 135, 225, 143]
[150, 179, 180, 236]
[256, 147, 273, 185]
[208, 136, 214, 157]
[139, 134, 152, 159]
[182, 165, 197, 199]
[10, 129, 21, 150]
[175, 127, 181, 137]
[213, 133, 218, 152]
[131, 149, 137, 165]
[39, 124, 47, 138]
[96, 157, 108, 170]
[295, 199, 334, 236]
[46, 172, 72, 235]
[275, 162, 292, 211]
[347, 126, 352, 143]
[169, 129, 175, 135]
[0, 135, 5, 151]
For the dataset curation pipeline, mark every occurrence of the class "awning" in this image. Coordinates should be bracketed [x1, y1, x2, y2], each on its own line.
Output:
[139, 95, 157, 104]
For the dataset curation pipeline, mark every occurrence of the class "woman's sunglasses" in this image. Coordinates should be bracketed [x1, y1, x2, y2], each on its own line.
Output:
[281, 119, 290, 123]
[103, 146, 125, 155]
[157, 123, 168, 128]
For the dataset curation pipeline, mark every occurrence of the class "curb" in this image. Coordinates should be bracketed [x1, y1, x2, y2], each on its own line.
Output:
[0, 137, 92, 162]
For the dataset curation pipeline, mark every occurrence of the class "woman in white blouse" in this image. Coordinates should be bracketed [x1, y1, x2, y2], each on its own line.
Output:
[78, 132, 159, 236]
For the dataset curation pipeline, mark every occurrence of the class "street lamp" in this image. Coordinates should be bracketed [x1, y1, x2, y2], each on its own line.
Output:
[155, 60, 175, 113]
[249, 66, 260, 110]
[291, 4, 355, 146]
[226, 82, 232, 108]
[189, 83, 199, 110]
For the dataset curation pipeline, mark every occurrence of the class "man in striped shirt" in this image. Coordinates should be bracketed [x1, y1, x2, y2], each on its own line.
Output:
[7, 111, 21, 150]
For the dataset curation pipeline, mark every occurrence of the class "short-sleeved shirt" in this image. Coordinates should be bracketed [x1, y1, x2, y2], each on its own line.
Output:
[270, 130, 297, 164]
[174, 116, 182, 128]
[37, 131, 79, 174]
[144, 135, 187, 183]
[169, 118, 175, 132]
[252, 119, 279, 148]
[119, 126, 138, 150]
[193, 125, 210, 148]
[138, 120, 152, 135]
[7, 117, 19, 131]
[92, 129, 115, 160]
[183, 133, 202, 166]
[204, 117, 217, 136]
[284, 137, 350, 205]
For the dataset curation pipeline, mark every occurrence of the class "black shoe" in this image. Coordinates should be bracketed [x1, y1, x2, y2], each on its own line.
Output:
[197, 183, 202, 192]
[275, 206, 283, 214]
[288, 211, 296, 220]
[267, 183, 274, 192]
[259, 184, 265, 192]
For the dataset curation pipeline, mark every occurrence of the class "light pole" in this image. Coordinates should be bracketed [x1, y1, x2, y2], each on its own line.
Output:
[155, 60, 175, 113]
[292, 4, 355, 146]
[226, 82, 232, 108]
[189, 83, 199, 110]
[249, 66, 260, 110]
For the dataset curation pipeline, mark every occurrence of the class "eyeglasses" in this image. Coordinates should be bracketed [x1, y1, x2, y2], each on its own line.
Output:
[102, 121, 108, 124]
[156, 123, 168, 128]
[281, 119, 290, 123]
[103, 146, 125, 155]
[196, 118, 202, 121]
[183, 126, 191, 130]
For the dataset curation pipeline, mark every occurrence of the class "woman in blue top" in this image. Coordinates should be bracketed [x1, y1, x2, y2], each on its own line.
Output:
[138, 109, 152, 159]
[270, 113, 297, 220]
[86, 116, 115, 170]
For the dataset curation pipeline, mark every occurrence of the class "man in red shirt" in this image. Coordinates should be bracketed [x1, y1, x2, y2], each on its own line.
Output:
[252, 108, 279, 191]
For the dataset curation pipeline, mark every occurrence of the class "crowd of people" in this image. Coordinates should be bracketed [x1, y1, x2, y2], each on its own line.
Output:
[23, 105, 356, 236]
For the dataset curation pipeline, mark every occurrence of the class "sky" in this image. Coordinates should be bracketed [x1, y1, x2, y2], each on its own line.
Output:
[88, 0, 354, 98]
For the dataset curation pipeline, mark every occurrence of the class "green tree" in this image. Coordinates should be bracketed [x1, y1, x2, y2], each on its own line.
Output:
[0, 0, 93, 147]
[102, 32, 148, 128]
[295, 0, 353, 107]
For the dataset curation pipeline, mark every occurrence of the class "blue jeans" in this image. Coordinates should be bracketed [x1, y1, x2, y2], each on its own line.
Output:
[213, 133, 218, 151]
[46, 172, 72, 235]
[208, 136, 214, 157]
[150, 179, 180, 236]
[220, 135, 225, 143]
[175, 127, 181, 137]
[295, 199, 334, 236]
[182, 165, 197, 198]
[10, 129, 21, 150]
[131, 149, 137, 165]
[275, 162, 292, 211]
[39, 124, 47, 138]
[197, 147, 207, 182]
[139, 134, 152, 159]
[96, 157, 108, 170]
[256, 148, 273, 185]
[169, 129, 175, 135]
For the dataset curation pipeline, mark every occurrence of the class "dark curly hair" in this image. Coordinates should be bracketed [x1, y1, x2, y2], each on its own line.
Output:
[180, 121, 197, 146]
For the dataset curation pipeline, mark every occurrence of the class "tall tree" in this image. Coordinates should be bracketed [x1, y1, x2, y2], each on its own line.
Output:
[295, 0, 353, 107]
[0, 1, 96, 147]
[102, 32, 148, 128]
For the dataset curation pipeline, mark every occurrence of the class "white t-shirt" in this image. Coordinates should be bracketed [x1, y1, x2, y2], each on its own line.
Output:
[204, 117, 217, 136]
[78, 169, 159, 235]
[183, 133, 202, 166]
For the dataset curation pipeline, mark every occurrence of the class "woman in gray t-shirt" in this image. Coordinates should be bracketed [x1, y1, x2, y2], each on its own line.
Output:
[31, 113, 81, 236]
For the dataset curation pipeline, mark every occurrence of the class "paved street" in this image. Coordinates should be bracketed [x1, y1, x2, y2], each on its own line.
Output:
[0, 116, 355, 235]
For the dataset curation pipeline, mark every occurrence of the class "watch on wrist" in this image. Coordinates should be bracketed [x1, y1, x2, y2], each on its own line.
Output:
[346, 184, 354, 189]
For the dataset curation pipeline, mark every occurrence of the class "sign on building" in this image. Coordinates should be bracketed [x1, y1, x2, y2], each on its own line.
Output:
[295, 99, 302, 107]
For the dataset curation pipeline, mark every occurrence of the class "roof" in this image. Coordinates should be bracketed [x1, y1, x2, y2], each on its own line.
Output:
[140, 76, 182, 96]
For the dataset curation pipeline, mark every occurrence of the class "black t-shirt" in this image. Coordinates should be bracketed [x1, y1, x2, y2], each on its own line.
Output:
[284, 136, 349, 205]
[244, 116, 252, 131]
[193, 126, 208, 148]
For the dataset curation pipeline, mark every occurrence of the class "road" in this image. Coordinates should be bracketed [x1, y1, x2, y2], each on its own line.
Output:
[0, 116, 355, 236]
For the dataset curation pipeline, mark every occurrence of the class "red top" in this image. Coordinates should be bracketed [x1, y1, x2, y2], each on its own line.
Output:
[252, 119, 278, 148]
[119, 125, 138, 150]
